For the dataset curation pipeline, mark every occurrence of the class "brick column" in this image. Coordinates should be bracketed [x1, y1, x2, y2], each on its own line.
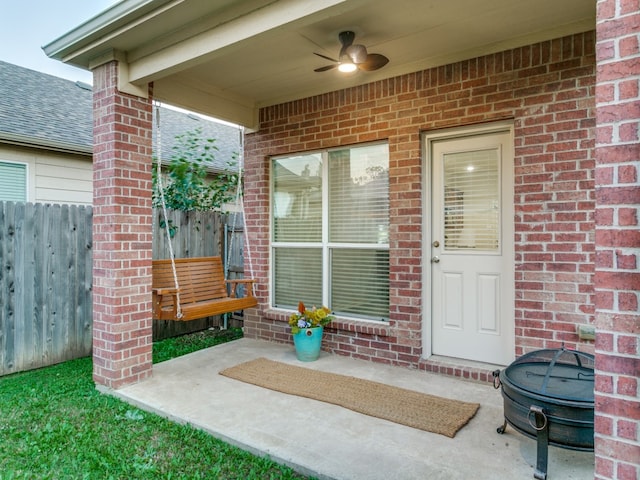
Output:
[92, 61, 154, 389]
[594, 1, 640, 478]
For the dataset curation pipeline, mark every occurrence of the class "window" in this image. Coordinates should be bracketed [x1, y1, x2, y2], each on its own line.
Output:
[443, 149, 500, 251]
[0, 161, 27, 201]
[272, 143, 389, 321]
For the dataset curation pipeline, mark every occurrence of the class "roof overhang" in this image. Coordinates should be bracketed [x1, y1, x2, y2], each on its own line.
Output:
[44, 0, 596, 129]
[0, 132, 93, 156]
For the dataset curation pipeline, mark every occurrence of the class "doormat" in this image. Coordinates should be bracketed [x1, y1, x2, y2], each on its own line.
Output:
[220, 357, 479, 438]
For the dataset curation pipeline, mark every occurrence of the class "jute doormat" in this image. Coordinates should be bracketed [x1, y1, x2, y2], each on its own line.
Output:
[219, 357, 479, 438]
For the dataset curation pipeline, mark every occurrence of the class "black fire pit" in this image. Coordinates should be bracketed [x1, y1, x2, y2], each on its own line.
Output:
[492, 347, 594, 480]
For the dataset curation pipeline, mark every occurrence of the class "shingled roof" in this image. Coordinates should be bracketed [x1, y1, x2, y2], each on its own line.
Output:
[0, 60, 240, 172]
[152, 106, 242, 173]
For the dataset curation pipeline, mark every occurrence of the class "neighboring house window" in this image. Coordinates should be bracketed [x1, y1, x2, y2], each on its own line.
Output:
[0, 161, 27, 201]
[271, 143, 389, 321]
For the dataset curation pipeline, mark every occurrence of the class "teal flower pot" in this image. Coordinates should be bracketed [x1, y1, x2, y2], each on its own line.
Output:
[292, 326, 324, 362]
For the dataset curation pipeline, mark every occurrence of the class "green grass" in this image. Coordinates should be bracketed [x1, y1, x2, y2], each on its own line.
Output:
[0, 329, 314, 480]
[152, 327, 244, 364]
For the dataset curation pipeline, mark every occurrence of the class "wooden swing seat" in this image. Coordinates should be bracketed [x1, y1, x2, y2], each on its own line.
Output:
[152, 256, 257, 321]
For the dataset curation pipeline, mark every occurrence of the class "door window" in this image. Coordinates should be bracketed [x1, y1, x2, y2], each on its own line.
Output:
[443, 149, 500, 251]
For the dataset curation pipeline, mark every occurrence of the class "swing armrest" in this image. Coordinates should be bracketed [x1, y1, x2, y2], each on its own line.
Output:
[153, 287, 180, 296]
[226, 279, 256, 298]
[152, 287, 181, 320]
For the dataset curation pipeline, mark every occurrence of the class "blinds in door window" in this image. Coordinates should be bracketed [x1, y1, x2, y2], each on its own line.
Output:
[443, 148, 500, 251]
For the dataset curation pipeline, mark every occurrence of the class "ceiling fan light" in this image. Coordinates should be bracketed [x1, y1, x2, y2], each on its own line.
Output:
[338, 62, 357, 73]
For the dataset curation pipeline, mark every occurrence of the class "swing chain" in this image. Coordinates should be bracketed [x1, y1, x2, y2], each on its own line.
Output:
[155, 103, 183, 319]
[226, 127, 254, 285]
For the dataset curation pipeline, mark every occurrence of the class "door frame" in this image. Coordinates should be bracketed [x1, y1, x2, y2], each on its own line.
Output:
[421, 121, 515, 361]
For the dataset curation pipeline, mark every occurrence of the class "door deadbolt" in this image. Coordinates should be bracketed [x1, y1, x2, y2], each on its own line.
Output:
[432, 240, 440, 248]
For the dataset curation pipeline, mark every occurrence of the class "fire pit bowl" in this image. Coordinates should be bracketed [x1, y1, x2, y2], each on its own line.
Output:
[492, 347, 594, 480]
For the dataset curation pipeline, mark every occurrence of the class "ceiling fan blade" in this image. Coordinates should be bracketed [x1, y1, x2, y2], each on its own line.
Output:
[314, 52, 338, 63]
[358, 53, 389, 71]
[314, 31, 389, 73]
[314, 64, 338, 72]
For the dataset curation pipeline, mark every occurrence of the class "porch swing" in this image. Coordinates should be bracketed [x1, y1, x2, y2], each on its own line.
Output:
[151, 105, 257, 321]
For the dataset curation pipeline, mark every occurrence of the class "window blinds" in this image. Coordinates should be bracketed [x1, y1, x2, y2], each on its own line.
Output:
[443, 148, 500, 251]
[0, 161, 27, 202]
[272, 144, 390, 320]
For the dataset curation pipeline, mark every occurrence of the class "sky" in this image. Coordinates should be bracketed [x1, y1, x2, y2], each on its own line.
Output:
[0, 0, 121, 84]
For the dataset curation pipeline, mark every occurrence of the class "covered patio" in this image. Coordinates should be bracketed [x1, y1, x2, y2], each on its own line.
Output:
[44, 1, 638, 479]
[108, 337, 594, 480]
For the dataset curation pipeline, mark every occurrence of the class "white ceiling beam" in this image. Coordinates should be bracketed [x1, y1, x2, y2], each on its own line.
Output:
[126, 0, 351, 84]
[154, 76, 259, 129]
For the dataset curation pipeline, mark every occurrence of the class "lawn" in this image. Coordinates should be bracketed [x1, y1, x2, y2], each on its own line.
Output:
[0, 328, 314, 479]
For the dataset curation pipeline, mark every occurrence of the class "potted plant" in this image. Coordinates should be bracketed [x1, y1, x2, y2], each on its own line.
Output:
[288, 301, 334, 361]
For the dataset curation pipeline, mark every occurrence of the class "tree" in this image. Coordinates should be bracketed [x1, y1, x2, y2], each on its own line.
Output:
[152, 127, 239, 211]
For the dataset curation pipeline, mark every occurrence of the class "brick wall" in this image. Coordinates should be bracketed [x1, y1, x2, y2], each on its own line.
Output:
[92, 61, 154, 389]
[594, 0, 640, 478]
[244, 32, 597, 376]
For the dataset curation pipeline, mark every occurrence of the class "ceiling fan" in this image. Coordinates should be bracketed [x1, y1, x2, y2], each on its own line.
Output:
[314, 31, 389, 73]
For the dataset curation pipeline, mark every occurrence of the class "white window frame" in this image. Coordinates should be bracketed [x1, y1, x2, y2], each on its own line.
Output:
[0, 159, 29, 202]
[270, 142, 390, 322]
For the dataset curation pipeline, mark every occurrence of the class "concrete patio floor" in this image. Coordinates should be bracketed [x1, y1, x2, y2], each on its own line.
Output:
[106, 337, 594, 480]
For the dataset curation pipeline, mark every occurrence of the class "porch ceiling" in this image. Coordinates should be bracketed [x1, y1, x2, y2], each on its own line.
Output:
[44, 0, 595, 129]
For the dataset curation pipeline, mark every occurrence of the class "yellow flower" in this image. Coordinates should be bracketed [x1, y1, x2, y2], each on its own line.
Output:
[288, 303, 334, 334]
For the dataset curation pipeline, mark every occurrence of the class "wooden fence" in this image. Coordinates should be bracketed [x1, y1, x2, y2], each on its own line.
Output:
[0, 202, 92, 376]
[0, 202, 246, 376]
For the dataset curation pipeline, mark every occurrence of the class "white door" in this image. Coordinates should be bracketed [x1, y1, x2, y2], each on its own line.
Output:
[428, 127, 514, 365]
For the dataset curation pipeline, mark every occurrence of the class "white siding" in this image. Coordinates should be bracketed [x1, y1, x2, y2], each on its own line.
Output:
[0, 144, 92, 205]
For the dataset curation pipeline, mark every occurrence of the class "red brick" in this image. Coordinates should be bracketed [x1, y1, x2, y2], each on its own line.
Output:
[619, 208, 638, 226]
[596, 415, 615, 435]
[92, 61, 153, 389]
[619, 164, 639, 183]
[619, 79, 639, 100]
[595, 456, 614, 478]
[616, 251, 638, 269]
[619, 122, 639, 142]
[617, 335, 638, 355]
[596, 230, 640, 249]
[617, 419, 638, 441]
[616, 463, 639, 480]
[618, 292, 639, 311]
[596, 436, 640, 464]
[597, 352, 640, 377]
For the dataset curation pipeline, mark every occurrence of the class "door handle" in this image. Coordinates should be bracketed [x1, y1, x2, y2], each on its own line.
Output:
[431, 256, 440, 263]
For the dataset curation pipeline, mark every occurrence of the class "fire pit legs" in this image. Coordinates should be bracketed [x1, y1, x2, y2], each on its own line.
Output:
[496, 411, 550, 480]
[530, 405, 549, 480]
[497, 419, 508, 434]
